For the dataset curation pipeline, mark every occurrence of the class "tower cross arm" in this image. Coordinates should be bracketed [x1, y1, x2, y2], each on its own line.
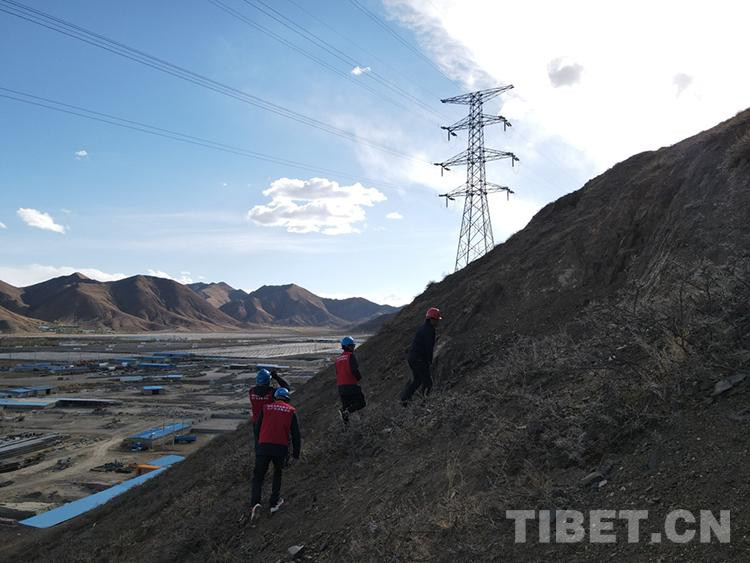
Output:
[440, 84, 514, 105]
[441, 114, 512, 138]
[484, 182, 515, 195]
[434, 149, 468, 172]
[483, 149, 520, 165]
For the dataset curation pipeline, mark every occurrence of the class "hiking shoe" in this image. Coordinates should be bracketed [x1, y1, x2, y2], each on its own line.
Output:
[250, 503, 262, 524]
[339, 409, 350, 426]
[270, 498, 285, 514]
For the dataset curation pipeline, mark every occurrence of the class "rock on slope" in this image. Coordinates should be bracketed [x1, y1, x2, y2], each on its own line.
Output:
[3, 109, 750, 561]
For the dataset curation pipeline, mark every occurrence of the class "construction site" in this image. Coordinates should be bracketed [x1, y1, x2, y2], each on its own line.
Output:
[0, 330, 341, 525]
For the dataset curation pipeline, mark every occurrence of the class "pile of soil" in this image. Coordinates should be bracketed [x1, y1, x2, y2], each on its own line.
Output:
[1, 109, 749, 561]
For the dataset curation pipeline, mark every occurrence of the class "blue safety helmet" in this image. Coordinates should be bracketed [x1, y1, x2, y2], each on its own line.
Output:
[274, 387, 291, 400]
[341, 336, 355, 348]
[256, 368, 271, 385]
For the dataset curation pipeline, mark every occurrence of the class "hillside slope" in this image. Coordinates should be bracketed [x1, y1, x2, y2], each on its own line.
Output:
[187, 282, 248, 308]
[0, 304, 41, 332]
[0, 274, 242, 331]
[3, 109, 750, 561]
[213, 283, 398, 327]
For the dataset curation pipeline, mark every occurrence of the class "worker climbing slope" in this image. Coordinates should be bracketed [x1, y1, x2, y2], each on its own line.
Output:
[250, 387, 301, 523]
[249, 368, 290, 443]
[400, 307, 442, 405]
[335, 336, 366, 425]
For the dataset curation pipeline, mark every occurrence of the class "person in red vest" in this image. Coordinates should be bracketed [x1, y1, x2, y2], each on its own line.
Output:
[335, 336, 366, 425]
[250, 387, 300, 522]
[249, 368, 290, 443]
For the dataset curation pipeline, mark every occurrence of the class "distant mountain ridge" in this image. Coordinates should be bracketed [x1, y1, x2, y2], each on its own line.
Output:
[188, 282, 398, 328]
[0, 273, 240, 332]
[0, 275, 398, 332]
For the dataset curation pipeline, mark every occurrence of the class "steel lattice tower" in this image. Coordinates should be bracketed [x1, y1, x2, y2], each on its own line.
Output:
[435, 85, 518, 271]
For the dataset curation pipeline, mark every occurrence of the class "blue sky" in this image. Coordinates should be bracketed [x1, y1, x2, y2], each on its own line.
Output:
[1, 0, 748, 305]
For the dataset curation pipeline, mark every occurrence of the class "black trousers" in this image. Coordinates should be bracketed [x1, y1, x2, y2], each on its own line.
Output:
[339, 386, 366, 413]
[400, 359, 432, 402]
[251, 454, 284, 506]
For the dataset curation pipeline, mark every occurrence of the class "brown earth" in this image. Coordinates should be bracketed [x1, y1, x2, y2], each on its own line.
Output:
[0, 305, 41, 332]
[1, 109, 749, 561]
[187, 282, 249, 309]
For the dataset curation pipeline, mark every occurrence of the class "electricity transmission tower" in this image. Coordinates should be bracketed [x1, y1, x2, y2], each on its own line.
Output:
[435, 85, 519, 271]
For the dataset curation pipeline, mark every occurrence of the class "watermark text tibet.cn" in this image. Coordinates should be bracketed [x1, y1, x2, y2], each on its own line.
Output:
[506, 510, 730, 544]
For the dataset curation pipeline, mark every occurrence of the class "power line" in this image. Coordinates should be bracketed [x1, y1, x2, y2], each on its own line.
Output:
[0, 0, 429, 165]
[284, 0, 450, 109]
[0, 86, 403, 191]
[208, 0, 433, 122]
[237, 0, 447, 122]
[346, 0, 456, 85]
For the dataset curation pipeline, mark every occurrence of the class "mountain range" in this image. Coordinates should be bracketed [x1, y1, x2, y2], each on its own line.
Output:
[0, 275, 397, 332]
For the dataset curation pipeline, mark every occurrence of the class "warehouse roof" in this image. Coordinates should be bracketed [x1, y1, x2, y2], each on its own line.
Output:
[128, 422, 191, 440]
[19, 455, 185, 528]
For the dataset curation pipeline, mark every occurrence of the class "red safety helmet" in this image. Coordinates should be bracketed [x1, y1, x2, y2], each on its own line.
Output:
[425, 307, 442, 320]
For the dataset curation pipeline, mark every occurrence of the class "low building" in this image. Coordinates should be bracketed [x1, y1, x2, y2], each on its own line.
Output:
[4, 388, 32, 398]
[0, 399, 57, 411]
[123, 423, 192, 449]
[139, 363, 175, 370]
[161, 374, 183, 382]
[142, 385, 165, 395]
[55, 397, 121, 408]
[119, 376, 144, 383]
[27, 385, 56, 396]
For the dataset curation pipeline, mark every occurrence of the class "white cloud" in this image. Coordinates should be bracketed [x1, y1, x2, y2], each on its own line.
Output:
[385, 0, 750, 170]
[0, 265, 127, 287]
[673, 72, 693, 97]
[351, 65, 371, 76]
[386, 212, 404, 220]
[16, 208, 66, 234]
[0, 222, 6, 230]
[547, 58, 584, 88]
[146, 269, 195, 284]
[248, 177, 387, 235]
[74, 149, 88, 159]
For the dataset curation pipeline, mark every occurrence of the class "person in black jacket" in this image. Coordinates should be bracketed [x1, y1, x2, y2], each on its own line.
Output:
[400, 307, 442, 405]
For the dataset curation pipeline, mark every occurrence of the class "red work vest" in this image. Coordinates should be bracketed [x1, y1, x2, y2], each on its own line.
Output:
[335, 351, 359, 386]
[249, 387, 274, 423]
[258, 401, 296, 446]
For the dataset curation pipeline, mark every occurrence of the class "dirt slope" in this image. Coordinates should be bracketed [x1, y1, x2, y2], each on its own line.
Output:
[2, 109, 750, 561]
[187, 282, 249, 308]
[0, 279, 27, 313]
[0, 304, 41, 332]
